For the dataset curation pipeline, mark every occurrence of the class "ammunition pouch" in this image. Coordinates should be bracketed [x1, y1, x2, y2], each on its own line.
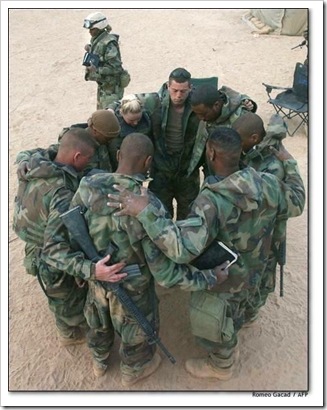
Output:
[120, 69, 131, 88]
[189, 291, 234, 343]
[23, 255, 38, 276]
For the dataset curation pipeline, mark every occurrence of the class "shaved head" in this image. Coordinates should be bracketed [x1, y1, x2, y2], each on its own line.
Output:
[59, 128, 98, 156]
[232, 112, 265, 140]
[119, 133, 154, 160]
[117, 133, 154, 176]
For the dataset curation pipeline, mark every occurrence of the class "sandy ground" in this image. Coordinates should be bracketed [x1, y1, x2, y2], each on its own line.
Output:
[4, 6, 320, 407]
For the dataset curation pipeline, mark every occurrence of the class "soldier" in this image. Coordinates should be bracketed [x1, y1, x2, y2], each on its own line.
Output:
[107, 127, 305, 381]
[106, 94, 153, 171]
[232, 112, 290, 324]
[147, 67, 201, 220]
[12, 129, 127, 346]
[83, 11, 130, 109]
[187, 83, 257, 179]
[70, 133, 228, 385]
[16, 109, 121, 179]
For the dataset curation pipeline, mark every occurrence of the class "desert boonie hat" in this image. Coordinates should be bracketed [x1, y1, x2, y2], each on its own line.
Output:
[88, 109, 121, 138]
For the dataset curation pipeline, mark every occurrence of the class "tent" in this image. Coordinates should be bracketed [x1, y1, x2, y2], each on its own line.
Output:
[242, 9, 308, 36]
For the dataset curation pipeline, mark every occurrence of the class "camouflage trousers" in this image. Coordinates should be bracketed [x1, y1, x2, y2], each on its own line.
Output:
[84, 279, 159, 377]
[45, 281, 89, 339]
[149, 169, 200, 220]
[243, 256, 278, 323]
[97, 82, 124, 110]
[189, 290, 249, 369]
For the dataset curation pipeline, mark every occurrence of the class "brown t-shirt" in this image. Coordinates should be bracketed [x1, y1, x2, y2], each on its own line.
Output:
[165, 105, 184, 154]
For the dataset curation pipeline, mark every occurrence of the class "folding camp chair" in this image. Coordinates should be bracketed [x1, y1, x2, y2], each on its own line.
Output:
[262, 63, 308, 136]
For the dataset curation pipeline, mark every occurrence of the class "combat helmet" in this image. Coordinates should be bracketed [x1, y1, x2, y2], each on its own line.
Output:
[83, 12, 108, 30]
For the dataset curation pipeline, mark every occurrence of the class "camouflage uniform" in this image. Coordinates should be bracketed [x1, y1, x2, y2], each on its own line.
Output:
[105, 101, 153, 171]
[148, 83, 201, 220]
[240, 114, 289, 321]
[16, 125, 113, 176]
[85, 29, 129, 109]
[70, 173, 218, 377]
[132, 160, 305, 369]
[187, 86, 257, 178]
[12, 149, 96, 340]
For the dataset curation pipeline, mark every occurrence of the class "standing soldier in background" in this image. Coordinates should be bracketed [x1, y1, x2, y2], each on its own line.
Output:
[83, 11, 131, 109]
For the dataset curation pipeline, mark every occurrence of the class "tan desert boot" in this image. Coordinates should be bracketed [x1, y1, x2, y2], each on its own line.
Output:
[121, 352, 162, 387]
[185, 358, 234, 381]
[185, 345, 239, 381]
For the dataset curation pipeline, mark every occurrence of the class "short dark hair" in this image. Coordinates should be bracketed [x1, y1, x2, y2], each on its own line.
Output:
[60, 128, 98, 156]
[232, 112, 266, 140]
[120, 133, 154, 158]
[191, 84, 225, 107]
[169, 67, 191, 84]
[208, 127, 242, 153]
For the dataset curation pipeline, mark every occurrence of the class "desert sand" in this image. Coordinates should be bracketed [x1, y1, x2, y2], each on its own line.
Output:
[4, 6, 319, 407]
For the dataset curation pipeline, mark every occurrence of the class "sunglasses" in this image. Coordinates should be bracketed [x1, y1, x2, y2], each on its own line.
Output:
[170, 68, 191, 80]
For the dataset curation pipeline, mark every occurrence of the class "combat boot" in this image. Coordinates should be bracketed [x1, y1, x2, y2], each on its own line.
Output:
[185, 358, 234, 381]
[59, 329, 86, 347]
[93, 360, 108, 378]
[242, 313, 260, 329]
[185, 346, 239, 381]
[121, 353, 162, 387]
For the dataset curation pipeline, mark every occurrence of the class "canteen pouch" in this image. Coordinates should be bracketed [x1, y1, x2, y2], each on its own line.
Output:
[120, 69, 131, 88]
[190, 291, 234, 343]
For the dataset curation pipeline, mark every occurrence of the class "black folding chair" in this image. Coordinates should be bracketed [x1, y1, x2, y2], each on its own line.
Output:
[263, 63, 308, 136]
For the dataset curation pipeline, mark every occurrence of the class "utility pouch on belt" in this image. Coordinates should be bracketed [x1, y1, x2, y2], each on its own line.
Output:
[120, 69, 131, 88]
[190, 291, 234, 343]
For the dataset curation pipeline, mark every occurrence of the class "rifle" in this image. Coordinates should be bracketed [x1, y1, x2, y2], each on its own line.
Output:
[60, 206, 176, 364]
[278, 240, 286, 297]
[291, 40, 307, 50]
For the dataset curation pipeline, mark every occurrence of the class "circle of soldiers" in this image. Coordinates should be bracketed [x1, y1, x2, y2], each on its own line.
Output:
[13, 11, 306, 387]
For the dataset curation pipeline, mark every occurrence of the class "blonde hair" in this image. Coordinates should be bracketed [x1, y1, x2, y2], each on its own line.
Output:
[120, 94, 143, 115]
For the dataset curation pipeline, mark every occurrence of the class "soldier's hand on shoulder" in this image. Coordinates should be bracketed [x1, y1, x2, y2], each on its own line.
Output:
[107, 185, 150, 217]
[17, 161, 30, 180]
[270, 143, 294, 161]
[242, 99, 254, 111]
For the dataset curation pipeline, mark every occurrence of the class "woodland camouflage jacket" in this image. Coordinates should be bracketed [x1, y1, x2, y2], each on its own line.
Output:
[135, 160, 305, 294]
[70, 172, 218, 291]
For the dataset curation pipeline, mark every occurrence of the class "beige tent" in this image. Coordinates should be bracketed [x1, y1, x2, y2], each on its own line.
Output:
[242, 9, 308, 36]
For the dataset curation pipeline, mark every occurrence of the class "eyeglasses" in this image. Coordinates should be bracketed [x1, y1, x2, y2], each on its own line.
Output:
[169, 68, 191, 80]
[83, 17, 106, 29]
